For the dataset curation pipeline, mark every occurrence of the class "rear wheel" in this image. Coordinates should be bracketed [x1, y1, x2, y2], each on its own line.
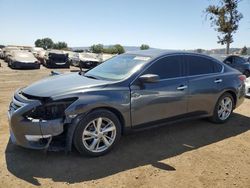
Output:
[73, 109, 121, 157]
[210, 93, 234, 123]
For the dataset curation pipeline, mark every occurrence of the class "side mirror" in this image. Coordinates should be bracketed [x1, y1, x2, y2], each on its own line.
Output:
[139, 74, 160, 83]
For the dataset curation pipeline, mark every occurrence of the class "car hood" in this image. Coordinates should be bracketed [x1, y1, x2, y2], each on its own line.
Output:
[22, 73, 112, 97]
[13, 54, 37, 63]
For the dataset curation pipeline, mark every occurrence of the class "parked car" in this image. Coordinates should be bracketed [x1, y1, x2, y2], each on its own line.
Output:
[8, 50, 40, 69]
[8, 50, 245, 156]
[80, 52, 101, 69]
[30, 47, 44, 56]
[3, 46, 20, 62]
[36, 50, 46, 64]
[245, 77, 250, 97]
[43, 50, 70, 68]
[69, 52, 81, 67]
[223, 55, 250, 77]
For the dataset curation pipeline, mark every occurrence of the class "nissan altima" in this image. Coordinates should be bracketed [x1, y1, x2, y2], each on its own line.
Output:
[8, 50, 246, 156]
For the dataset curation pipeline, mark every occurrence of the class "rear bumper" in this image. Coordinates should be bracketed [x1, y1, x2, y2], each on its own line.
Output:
[46, 60, 70, 68]
[8, 89, 64, 149]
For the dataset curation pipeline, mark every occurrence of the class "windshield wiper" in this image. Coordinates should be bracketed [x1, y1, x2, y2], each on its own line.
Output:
[84, 75, 98, 80]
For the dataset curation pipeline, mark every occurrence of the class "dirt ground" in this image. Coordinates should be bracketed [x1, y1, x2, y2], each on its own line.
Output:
[0, 59, 250, 188]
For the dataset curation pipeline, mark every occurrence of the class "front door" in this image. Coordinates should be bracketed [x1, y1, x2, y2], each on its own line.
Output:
[130, 55, 188, 126]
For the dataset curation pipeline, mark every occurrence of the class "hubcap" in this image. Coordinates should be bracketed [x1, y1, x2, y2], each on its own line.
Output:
[82, 117, 116, 153]
[218, 97, 233, 120]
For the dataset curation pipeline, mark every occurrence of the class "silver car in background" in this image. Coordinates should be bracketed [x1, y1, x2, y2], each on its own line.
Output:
[8, 50, 40, 69]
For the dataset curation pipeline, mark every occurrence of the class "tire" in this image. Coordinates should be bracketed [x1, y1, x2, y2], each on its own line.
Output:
[210, 93, 234, 124]
[243, 70, 250, 78]
[73, 109, 122, 157]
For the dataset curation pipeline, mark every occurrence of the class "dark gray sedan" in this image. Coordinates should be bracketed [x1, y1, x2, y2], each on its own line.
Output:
[8, 50, 246, 156]
[223, 55, 250, 77]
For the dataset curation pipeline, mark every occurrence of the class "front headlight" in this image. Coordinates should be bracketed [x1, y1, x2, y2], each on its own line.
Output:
[25, 97, 78, 120]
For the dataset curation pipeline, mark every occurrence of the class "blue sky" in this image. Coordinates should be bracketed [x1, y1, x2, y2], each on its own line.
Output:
[0, 0, 249, 49]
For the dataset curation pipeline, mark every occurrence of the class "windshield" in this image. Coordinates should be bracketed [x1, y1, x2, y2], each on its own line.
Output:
[85, 54, 151, 81]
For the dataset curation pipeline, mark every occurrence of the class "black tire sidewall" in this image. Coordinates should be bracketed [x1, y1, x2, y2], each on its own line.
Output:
[73, 109, 122, 157]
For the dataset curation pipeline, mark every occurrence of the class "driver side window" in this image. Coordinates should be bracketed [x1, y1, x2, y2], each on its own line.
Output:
[143, 56, 182, 80]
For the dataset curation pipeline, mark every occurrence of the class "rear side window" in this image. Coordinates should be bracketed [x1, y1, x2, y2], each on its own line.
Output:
[144, 55, 182, 79]
[234, 57, 246, 64]
[186, 55, 221, 76]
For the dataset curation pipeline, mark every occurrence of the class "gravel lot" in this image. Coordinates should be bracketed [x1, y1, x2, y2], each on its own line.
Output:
[0, 59, 250, 188]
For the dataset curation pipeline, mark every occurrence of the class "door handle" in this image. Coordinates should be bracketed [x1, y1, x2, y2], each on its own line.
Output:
[177, 85, 188, 90]
[214, 79, 223, 83]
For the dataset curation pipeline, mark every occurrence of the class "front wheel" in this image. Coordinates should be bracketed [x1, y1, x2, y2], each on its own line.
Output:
[73, 109, 121, 157]
[210, 93, 234, 123]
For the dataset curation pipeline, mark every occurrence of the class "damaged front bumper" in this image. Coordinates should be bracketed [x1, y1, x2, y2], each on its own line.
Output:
[8, 90, 64, 149]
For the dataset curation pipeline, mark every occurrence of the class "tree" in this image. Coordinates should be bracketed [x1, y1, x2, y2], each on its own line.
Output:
[90, 44, 125, 54]
[205, 0, 243, 54]
[140, 44, 150, 50]
[113, 44, 125, 54]
[90, 44, 104, 53]
[35, 38, 54, 49]
[53, 42, 68, 49]
[240, 46, 248, 55]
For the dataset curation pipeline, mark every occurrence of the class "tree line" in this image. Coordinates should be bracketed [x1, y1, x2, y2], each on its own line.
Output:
[35, 38, 68, 50]
[34, 38, 150, 54]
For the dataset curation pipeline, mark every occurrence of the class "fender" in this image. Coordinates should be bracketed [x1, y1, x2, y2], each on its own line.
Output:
[64, 91, 131, 152]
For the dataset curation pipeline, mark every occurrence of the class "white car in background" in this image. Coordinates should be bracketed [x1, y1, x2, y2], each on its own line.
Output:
[3, 46, 20, 62]
[245, 77, 250, 97]
[30, 47, 44, 56]
[69, 52, 81, 67]
[8, 50, 40, 69]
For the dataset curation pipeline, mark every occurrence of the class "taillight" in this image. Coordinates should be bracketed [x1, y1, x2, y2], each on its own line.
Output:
[239, 75, 246, 82]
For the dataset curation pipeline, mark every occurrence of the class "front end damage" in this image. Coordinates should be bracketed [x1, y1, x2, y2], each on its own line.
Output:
[8, 89, 77, 150]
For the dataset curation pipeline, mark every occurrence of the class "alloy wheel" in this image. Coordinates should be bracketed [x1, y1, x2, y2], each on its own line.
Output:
[82, 117, 116, 153]
[218, 96, 233, 120]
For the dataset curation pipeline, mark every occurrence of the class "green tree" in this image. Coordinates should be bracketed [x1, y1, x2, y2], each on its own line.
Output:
[113, 44, 125, 54]
[90, 44, 125, 54]
[35, 38, 54, 49]
[205, 0, 243, 54]
[90, 44, 104, 53]
[240, 46, 248, 55]
[53, 41, 68, 49]
[140, 44, 150, 50]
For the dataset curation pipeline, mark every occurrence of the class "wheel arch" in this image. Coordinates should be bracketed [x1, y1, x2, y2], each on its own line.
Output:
[65, 106, 126, 153]
[87, 106, 126, 135]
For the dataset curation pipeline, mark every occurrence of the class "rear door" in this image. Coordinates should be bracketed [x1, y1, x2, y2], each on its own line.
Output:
[185, 55, 223, 115]
[130, 55, 188, 126]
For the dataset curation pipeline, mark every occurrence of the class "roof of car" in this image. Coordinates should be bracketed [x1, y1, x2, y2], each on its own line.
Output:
[125, 49, 207, 58]
[126, 49, 180, 57]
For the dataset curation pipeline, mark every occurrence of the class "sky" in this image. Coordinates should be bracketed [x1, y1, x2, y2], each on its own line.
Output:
[0, 0, 250, 50]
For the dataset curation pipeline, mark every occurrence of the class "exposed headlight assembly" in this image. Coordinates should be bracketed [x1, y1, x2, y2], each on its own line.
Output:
[25, 97, 78, 120]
